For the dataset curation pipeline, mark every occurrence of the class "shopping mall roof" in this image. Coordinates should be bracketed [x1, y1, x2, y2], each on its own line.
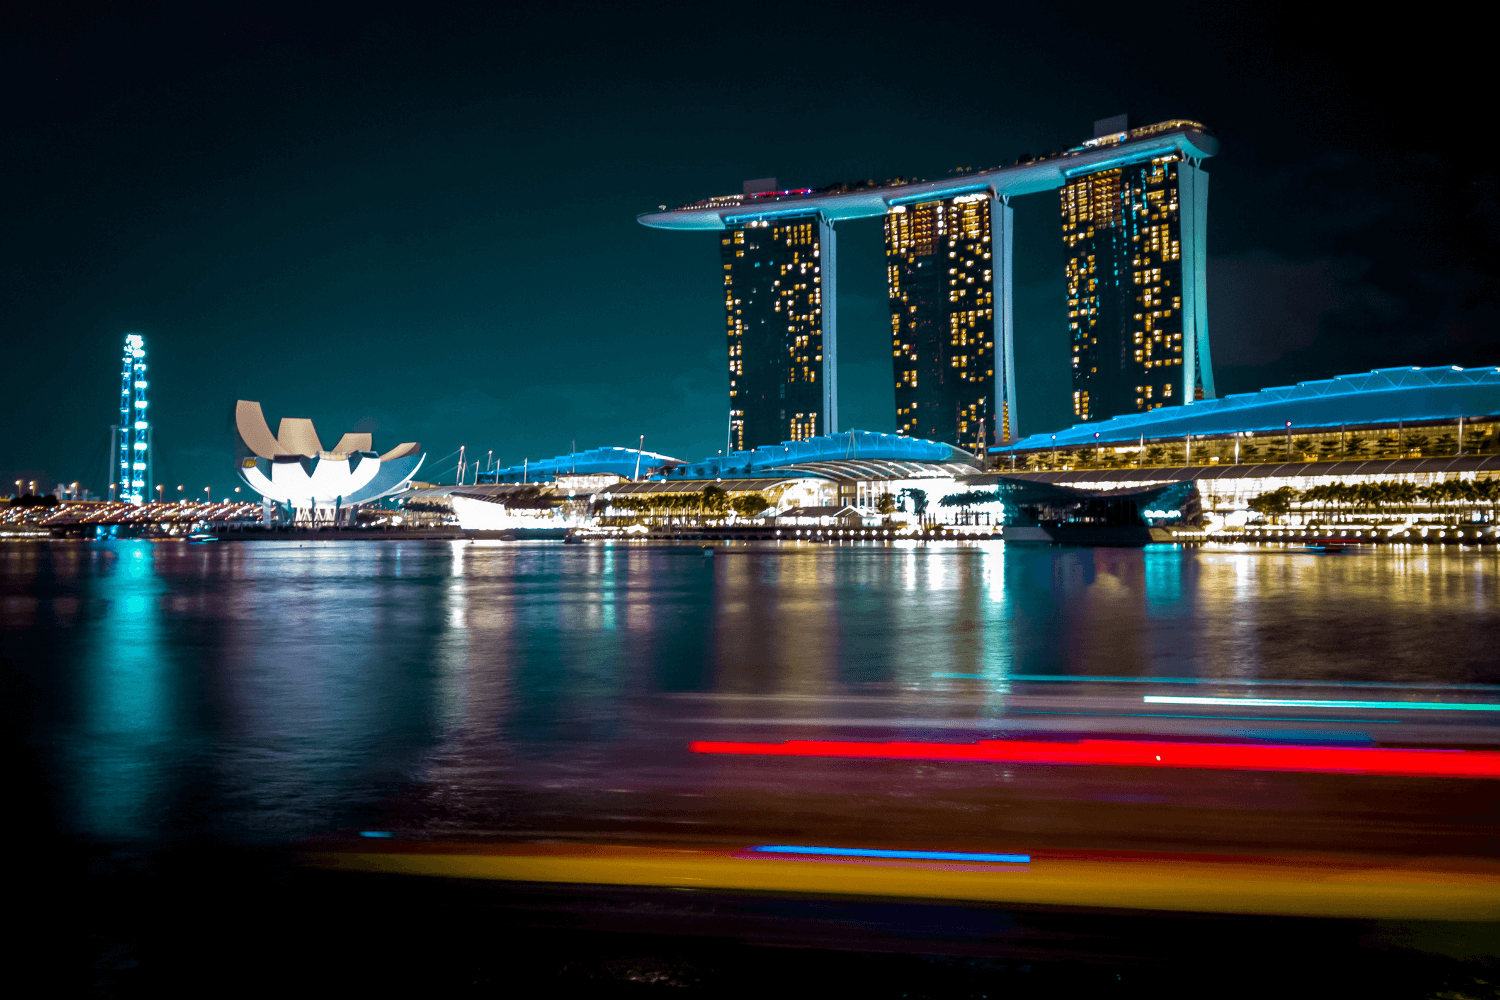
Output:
[603, 478, 794, 495]
[993, 366, 1500, 453]
[490, 445, 684, 483]
[770, 459, 978, 482]
[656, 430, 972, 480]
[972, 454, 1500, 486]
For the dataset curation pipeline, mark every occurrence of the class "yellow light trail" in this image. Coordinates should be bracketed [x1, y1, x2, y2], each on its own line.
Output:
[306, 844, 1500, 922]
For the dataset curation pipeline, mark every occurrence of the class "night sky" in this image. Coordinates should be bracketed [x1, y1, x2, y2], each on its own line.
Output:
[4, 2, 1494, 495]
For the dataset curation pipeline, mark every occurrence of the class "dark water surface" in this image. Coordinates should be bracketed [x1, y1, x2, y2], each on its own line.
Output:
[13, 538, 1500, 995]
[5, 538, 1500, 849]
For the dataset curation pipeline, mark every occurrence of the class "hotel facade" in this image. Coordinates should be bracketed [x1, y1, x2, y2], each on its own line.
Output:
[885, 194, 1012, 453]
[719, 209, 836, 451]
[1061, 123, 1214, 422]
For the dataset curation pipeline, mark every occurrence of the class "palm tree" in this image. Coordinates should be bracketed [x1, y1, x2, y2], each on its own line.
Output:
[701, 486, 730, 522]
[1248, 486, 1300, 524]
[1482, 479, 1500, 522]
[1332, 482, 1355, 521]
[1301, 483, 1327, 522]
[732, 492, 768, 520]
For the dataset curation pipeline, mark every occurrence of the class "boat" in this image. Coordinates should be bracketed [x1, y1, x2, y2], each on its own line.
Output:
[1304, 538, 1351, 553]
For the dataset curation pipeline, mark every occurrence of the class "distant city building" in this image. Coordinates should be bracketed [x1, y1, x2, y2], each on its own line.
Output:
[720, 191, 836, 450]
[1062, 116, 1215, 422]
[885, 194, 1016, 452]
[116, 333, 151, 504]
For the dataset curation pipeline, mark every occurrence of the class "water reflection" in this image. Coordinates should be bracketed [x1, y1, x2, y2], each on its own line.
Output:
[75, 541, 166, 840]
[3, 539, 1498, 846]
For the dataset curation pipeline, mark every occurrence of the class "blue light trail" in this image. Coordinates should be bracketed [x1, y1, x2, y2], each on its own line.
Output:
[1143, 696, 1500, 712]
[751, 846, 1030, 863]
[930, 673, 1500, 691]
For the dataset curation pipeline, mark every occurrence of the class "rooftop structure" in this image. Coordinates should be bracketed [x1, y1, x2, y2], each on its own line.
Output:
[232, 400, 425, 510]
[603, 478, 799, 495]
[994, 366, 1500, 455]
[482, 445, 685, 484]
[638, 121, 1218, 231]
[980, 365, 1500, 535]
[767, 458, 977, 482]
[647, 429, 973, 481]
[979, 455, 1500, 487]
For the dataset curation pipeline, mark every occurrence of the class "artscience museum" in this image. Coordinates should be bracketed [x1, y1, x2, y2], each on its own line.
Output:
[233, 400, 425, 514]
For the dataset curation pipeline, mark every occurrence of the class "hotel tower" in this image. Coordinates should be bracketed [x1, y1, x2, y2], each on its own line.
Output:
[639, 118, 1218, 449]
[720, 191, 836, 452]
[1061, 117, 1216, 422]
[886, 193, 1016, 453]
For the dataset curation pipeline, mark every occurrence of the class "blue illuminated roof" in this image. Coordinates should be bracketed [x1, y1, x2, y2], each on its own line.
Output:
[490, 433, 968, 483]
[994, 366, 1500, 452]
[656, 430, 966, 480]
[490, 445, 683, 483]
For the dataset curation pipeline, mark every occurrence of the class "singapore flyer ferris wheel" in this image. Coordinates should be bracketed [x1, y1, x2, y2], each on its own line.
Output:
[116, 333, 150, 504]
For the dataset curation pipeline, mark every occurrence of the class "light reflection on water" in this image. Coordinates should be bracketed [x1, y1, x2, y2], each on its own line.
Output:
[3, 539, 1498, 845]
[77, 542, 165, 841]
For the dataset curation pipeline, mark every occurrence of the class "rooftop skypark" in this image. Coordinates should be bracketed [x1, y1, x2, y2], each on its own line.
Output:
[637, 120, 1217, 229]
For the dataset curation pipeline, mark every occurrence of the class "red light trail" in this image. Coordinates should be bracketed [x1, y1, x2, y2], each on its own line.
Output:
[688, 739, 1500, 778]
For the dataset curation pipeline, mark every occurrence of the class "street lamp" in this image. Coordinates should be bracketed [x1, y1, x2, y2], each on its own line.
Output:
[156, 484, 164, 504]
[204, 486, 211, 503]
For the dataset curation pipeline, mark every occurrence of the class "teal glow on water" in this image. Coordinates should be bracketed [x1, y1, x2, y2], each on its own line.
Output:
[4, 540, 1499, 845]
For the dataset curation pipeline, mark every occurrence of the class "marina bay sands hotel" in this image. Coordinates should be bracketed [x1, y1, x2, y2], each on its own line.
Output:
[638, 117, 1219, 454]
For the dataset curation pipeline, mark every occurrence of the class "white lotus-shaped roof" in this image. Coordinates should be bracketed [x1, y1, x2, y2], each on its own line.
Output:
[233, 400, 424, 507]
